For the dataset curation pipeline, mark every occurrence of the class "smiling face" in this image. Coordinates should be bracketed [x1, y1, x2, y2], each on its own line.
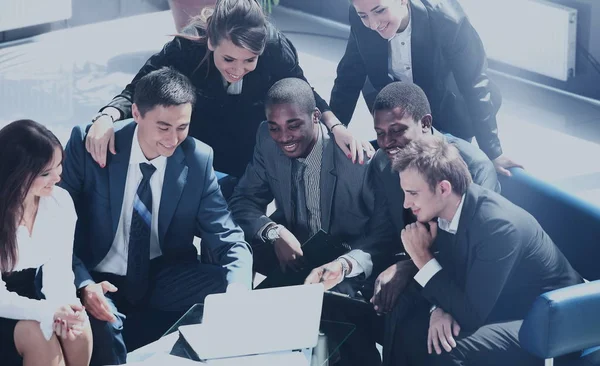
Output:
[132, 102, 192, 160]
[399, 167, 445, 223]
[28, 146, 63, 198]
[374, 107, 432, 160]
[209, 38, 259, 83]
[352, 0, 409, 39]
[266, 102, 320, 159]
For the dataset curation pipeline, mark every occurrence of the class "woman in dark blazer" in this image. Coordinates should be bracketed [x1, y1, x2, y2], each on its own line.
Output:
[330, 0, 521, 176]
[85, 0, 372, 183]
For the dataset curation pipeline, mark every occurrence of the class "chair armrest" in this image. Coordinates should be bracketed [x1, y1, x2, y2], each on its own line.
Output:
[519, 280, 600, 359]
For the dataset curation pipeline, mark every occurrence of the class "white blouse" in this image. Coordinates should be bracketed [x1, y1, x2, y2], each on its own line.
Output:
[0, 186, 80, 340]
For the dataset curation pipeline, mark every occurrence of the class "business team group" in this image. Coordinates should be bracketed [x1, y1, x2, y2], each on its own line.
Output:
[0, 0, 583, 365]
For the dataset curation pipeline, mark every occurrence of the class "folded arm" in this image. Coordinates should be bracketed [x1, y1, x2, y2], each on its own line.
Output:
[420, 221, 520, 331]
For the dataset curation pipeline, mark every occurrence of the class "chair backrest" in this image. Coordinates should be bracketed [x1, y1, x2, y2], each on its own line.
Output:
[499, 168, 600, 281]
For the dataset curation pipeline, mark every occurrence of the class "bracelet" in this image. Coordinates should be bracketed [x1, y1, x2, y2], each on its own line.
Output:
[429, 305, 438, 314]
[91, 112, 115, 124]
[329, 123, 345, 132]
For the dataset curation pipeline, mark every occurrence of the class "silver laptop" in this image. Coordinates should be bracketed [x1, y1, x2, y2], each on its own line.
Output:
[178, 284, 325, 361]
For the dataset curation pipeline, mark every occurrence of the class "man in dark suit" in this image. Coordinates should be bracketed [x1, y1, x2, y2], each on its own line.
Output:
[330, 0, 521, 176]
[60, 68, 253, 365]
[369, 82, 500, 317]
[229, 78, 390, 365]
[385, 137, 582, 365]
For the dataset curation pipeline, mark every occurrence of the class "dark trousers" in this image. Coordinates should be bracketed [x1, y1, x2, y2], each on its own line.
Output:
[88, 258, 227, 366]
[385, 286, 540, 366]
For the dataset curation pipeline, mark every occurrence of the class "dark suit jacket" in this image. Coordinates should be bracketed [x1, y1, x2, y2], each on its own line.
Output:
[330, 0, 503, 159]
[370, 130, 500, 256]
[104, 25, 329, 177]
[422, 184, 583, 331]
[60, 120, 253, 289]
[229, 122, 391, 278]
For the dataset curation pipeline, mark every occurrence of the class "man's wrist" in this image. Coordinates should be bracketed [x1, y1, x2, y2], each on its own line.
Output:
[340, 257, 353, 274]
[336, 258, 351, 279]
[261, 223, 282, 244]
[412, 251, 434, 269]
[97, 106, 122, 123]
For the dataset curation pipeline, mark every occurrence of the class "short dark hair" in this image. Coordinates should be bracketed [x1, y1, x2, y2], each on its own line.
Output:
[373, 82, 431, 121]
[133, 67, 196, 117]
[265, 78, 316, 115]
[391, 136, 472, 195]
[0, 120, 63, 273]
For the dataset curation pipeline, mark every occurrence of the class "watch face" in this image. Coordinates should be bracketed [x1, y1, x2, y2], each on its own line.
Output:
[267, 229, 278, 240]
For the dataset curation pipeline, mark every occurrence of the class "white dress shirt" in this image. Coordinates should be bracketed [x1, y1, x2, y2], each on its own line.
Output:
[414, 195, 466, 287]
[0, 186, 80, 340]
[388, 13, 413, 83]
[95, 127, 167, 275]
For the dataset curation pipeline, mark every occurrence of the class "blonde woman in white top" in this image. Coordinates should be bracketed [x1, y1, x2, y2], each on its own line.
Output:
[0, 120, 92, 366]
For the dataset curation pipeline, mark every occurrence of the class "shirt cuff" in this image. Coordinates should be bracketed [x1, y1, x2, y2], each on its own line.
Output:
[339, 252, 363, 278]
[414, 258, 442, 287]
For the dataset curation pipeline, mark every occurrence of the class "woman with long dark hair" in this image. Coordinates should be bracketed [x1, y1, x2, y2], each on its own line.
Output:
[0, 120, 92, 366]
[85, 0, 373, 192]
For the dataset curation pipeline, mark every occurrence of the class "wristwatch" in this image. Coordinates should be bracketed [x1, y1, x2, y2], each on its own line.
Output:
[336, 258, 350, 279]
[263, 224, 282, 244]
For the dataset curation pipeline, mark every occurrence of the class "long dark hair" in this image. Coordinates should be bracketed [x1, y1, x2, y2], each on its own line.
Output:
[177, 0, 268, 73]
[0, 120, 63, 273]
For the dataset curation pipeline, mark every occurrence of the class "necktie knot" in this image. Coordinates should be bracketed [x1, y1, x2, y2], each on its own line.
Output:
[140, 163, 156, 181]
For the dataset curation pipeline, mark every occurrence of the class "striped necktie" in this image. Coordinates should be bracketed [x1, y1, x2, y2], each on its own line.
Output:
[126, 162, 156, 304]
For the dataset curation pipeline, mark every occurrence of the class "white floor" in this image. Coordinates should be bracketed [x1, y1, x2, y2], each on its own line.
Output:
[1, 7, 599, 207]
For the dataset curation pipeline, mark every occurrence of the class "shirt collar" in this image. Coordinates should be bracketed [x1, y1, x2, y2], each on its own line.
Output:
[437, 194, 465, 234]
[297, 125, 323, 165]
[130, 126, 168, 173]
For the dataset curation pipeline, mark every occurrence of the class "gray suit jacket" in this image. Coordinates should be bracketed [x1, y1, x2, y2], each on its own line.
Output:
[60, 120, 253, 289]
[229, 122, 391, 278]
[370, 130, 500, 256]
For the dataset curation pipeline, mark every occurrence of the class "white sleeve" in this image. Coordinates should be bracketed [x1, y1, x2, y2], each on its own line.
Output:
[0, 276, 55, 340]
[41, 187, 80, 306]
[339, 251, 364, 278]
[414, 258, 443, 287]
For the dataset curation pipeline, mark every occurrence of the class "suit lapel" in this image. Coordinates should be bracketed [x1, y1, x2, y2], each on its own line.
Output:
[410, 0, 436, 93]
[436, 187, 476, 282]
[369, 34, 393, 90]
[320, 135, 337, 233]
[158, 148, 188, 247]
[108, 124, 135, 240]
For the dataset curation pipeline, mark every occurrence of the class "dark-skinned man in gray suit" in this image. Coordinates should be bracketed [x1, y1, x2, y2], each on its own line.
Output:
[229, 77, 391, 366]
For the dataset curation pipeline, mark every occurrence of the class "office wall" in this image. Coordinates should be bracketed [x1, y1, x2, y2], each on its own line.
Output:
[0, 0, 169, 43]
[280, 0, 600, 101]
